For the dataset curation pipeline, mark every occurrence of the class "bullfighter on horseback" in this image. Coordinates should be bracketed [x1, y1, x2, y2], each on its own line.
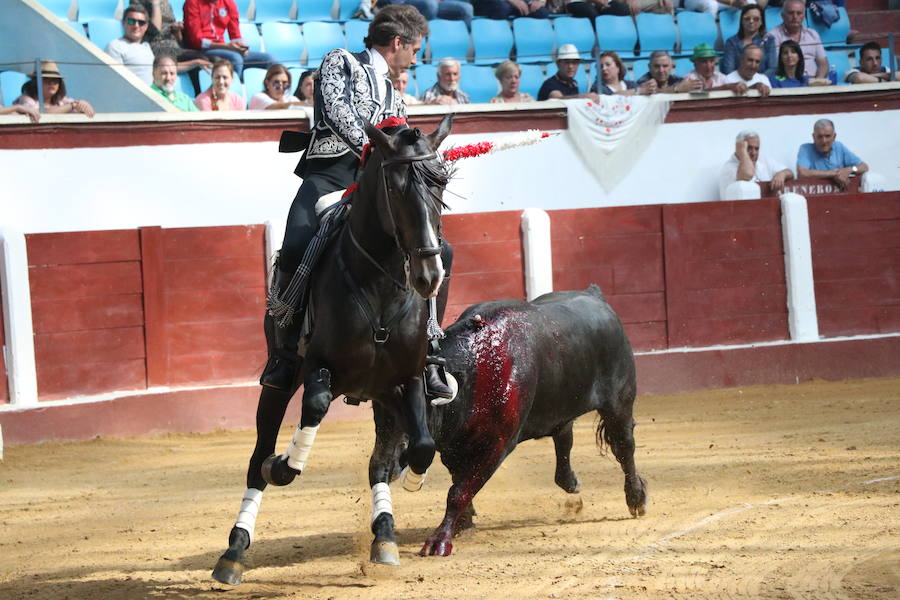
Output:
[262, 4, 454, 400]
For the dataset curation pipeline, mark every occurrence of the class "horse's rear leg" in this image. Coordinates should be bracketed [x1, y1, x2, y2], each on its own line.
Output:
[261, 362, 333, 486]
[600, 405, 647, 517]
[368, 403, 406, 565]
[213, 385, 295, 585]
[552, 420, 581, 493]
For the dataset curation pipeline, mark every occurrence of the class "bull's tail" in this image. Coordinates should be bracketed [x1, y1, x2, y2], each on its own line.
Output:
[594, 414, 610, 457]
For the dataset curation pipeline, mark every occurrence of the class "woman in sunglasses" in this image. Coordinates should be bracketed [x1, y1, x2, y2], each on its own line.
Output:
[249, 64, 303, 110]
[721, 4, 777, 75]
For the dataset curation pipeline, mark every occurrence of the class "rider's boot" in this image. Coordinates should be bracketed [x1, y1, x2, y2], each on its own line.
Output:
[424, 267, 454, 400]
[260, 270, 304, 391]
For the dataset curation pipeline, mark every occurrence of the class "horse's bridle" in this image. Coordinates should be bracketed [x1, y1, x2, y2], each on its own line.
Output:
[379, 150, 444, 259]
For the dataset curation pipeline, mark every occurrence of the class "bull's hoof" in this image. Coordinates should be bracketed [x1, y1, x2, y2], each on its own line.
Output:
[261, 453, 299, 486]
[629, 504, 647, 518]
[211, 555, 244, 586]
[419, 532, 453, 557]
[370, 540, 401, 566]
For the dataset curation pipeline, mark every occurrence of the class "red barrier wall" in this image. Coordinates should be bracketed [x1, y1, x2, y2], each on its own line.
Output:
[663, 200, 789, 348]
[808, 192, 900, 337]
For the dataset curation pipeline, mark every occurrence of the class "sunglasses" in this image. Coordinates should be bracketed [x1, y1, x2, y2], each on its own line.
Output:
[126, 17, 148, 26]
[269, 81, 289, 89]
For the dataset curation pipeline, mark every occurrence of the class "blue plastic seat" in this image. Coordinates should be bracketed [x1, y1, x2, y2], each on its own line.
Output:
[177, 71, 196, 96]
[553, 16, 596, 61]
[808, 7, 850, 47]
[297, 0, 336, 22]
[254, 0, 294, 22]
[718, 9, 740, 41]
[677, 11, 717, 55]
[242, 67, 267, 102]
[241, 23, 263, 52]
[471, 18, 513, 65]
[344, 19, 368, 54]
[460, 64, 498, 103]
[303, 21, 345, 64]
[636, 13, 677, 57]
[337, 0, 361, 21]
[260, 21, 304, 65]
[412, 64, 438, 98]
[826, 49, 851, 84]
[65, 20, 88, 38]
[513, 18, 555, 64]
[674, 57, 693, 76]
[628, 58, 649, 81]
[232, 0, 251, 21]
[1, 71, 29, 107]
[76, 0, 119, 20]
[882, 48, 897, 73]
[518, 63, 544, 99]
[764, 6, 782, 31]
[86, 18, 124, 52]
[595, 15, 636, 56]
[428, 19, 470, 64]
[38, 0, 72, 20]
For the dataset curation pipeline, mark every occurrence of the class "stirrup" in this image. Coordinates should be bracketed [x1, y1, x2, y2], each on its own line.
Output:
[260, 351, 301, 391]
[425, 363, 456, 406]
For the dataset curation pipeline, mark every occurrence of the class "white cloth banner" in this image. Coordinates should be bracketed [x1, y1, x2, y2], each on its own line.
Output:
[564, 96, 670, 192]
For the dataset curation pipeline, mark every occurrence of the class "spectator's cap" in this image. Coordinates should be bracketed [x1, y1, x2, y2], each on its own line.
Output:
[691, 44, 717, 61]
[556, 44, 581, 61]
[29, 60, 63, 79]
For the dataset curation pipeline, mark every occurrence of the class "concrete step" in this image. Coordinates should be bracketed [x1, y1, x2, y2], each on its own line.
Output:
[847, 0, 891, 12]
[848, 10, 900, 36]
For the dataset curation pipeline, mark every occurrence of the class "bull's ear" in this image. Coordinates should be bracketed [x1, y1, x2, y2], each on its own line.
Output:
[365, 121, 395, 153]
[427, 114, 453, 150]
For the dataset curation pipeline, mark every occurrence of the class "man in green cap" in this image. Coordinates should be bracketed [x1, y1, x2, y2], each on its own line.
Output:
[682, 43, 739, 92]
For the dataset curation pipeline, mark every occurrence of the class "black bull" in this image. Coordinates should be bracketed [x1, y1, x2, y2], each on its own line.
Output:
[371, 285, 648, 556]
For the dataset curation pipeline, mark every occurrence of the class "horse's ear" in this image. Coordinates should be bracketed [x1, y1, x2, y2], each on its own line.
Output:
[427, 114, 453, 151]
[365, 122, 394, 154]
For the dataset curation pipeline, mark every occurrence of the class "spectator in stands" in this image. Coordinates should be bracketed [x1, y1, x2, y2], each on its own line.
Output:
[422, 58, 471, 105]
[719, 130, 793, 199]
[0, 105, 40, 122]
[194, 59, 245, 111]
[377, 1, 474, 26]
[589, 50, 654, 95]
[721, 4, 776, 76]
[845, 42, 898, 84]
[150, 54, 199, 110]
[625, 0, 674, 14]
[138, 0, 212, 75]
[538, 44, 599, 100]
[768, 0, 827, 79]
[474, 0, 550, 19]
[635, 50, 698, 93]
[105, 4, 155, 85]
[183, 0, 276, 76]
[293, 70, 315, 107]
[560, 0, 631, 20]
[766, 39, 809, 88]
[249, 64, 303, 110]
[682, 43, 739, 91]
[796, 118, 868, 190]
[491, 60, 534, 103]
[391, 70, 420, 104]
[724, 45, 772, 95]
[14, 60, 96, 117]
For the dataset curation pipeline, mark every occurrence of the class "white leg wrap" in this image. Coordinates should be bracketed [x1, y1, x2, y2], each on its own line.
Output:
[371, 482, 393, 525]
[286, 424, 319, 472]
[234, 488, 264, 544]
[401, 465, 428, 492]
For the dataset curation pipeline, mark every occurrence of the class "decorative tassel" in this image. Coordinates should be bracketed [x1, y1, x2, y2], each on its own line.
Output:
[426, 296, 444, 340]
[443, 130, 553, 162]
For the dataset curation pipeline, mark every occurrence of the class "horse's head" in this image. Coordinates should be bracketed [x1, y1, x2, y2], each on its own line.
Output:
[364, 114, 453, 299]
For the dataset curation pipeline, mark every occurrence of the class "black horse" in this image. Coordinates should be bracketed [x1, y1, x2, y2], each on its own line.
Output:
[212, 115, 454, 585]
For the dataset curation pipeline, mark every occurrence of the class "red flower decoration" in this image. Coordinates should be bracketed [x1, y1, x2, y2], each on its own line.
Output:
[376, 116, 407, 129]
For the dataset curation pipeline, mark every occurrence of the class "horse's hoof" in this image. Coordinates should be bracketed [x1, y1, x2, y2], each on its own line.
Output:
[370, 540, 401, 566]
[261, 453, 299, 486]
[211, 556, 244, 586]
[629, 504, 647, 517]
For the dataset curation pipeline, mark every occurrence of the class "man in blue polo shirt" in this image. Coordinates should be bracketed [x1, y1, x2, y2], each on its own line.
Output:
[537, 44, 599, 101]
[796, 119, 868, 191]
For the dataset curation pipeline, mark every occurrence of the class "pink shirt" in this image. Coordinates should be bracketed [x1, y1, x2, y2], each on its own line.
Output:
[194, 89, 245, 111]
[683, 69, 728, 90]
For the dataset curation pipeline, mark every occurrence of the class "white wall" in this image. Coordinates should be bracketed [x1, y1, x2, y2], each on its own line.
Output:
[2, 108, 898, 234]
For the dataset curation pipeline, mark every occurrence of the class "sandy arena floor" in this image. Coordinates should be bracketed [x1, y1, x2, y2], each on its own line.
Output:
[1, 377, 898, 600]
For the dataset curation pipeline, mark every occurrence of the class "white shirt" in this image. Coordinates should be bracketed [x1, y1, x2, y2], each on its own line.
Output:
[367, 48, 389, 104]
[724, 70, 771, 89]
[105, 37, 154, 85]
[719, 152, 789, 200]
[249, 92, 301, 110]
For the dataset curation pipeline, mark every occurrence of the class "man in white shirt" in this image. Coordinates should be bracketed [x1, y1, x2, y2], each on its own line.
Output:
[724, 45, 772, 96]
[720, 130, 793, 200]
[105, 4, 155, 86]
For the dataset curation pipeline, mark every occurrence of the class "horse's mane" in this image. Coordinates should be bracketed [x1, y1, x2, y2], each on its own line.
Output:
[379, 124, 456, 212]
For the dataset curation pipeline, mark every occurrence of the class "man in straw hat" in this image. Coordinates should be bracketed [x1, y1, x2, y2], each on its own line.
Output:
[537, 43, 600, 101]
[13, 60, 95, 117]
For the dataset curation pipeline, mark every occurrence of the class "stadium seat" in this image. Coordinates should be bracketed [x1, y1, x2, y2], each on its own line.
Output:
[232, 0, 251, 21]
[636, 13, 677, 57]
[518, 63, 545, 99]
[260, 21, 304, 65]
[241, 23, 263, 52]
[718, 9, 740, 42]
[412, 63, 438, 97]
[303, 21, 345, 65]
[337, 0, 361, 21]
[242, 66, 267, 100]
[254, 0, 294, 22]
[86, 18, 123, 52]
[826, 50, 851, 84]
[1, 71, 29, 107]
[427, 19, 470, 64]
[65, 20, 88, 38]
[808, 7, 850, 47]
[344, 19, 368, 54]
[76, 0, 119, 21]
[764, 6, 783, 31]
[674, 57, 693, 76]
[513, 18, 555, 63]
[553, 16, 596, 60]
[471, 18, 513, 65]
[177, 71, 196, 96]
[882, 48, 897, 73]
[38, 0, 72, 20]
[460, 64, 498, 103]
[628, 58, 649, 81]
[297, 0, 336, 22]
[677, 11, 717, 55]
[595, 15, 636, 56]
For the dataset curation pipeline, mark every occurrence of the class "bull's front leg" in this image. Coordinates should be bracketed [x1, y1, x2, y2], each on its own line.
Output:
[368, 402, 406, 565]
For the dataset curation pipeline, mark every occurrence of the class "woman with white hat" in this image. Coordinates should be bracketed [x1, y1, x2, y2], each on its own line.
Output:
[13, 61, 95, 117]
